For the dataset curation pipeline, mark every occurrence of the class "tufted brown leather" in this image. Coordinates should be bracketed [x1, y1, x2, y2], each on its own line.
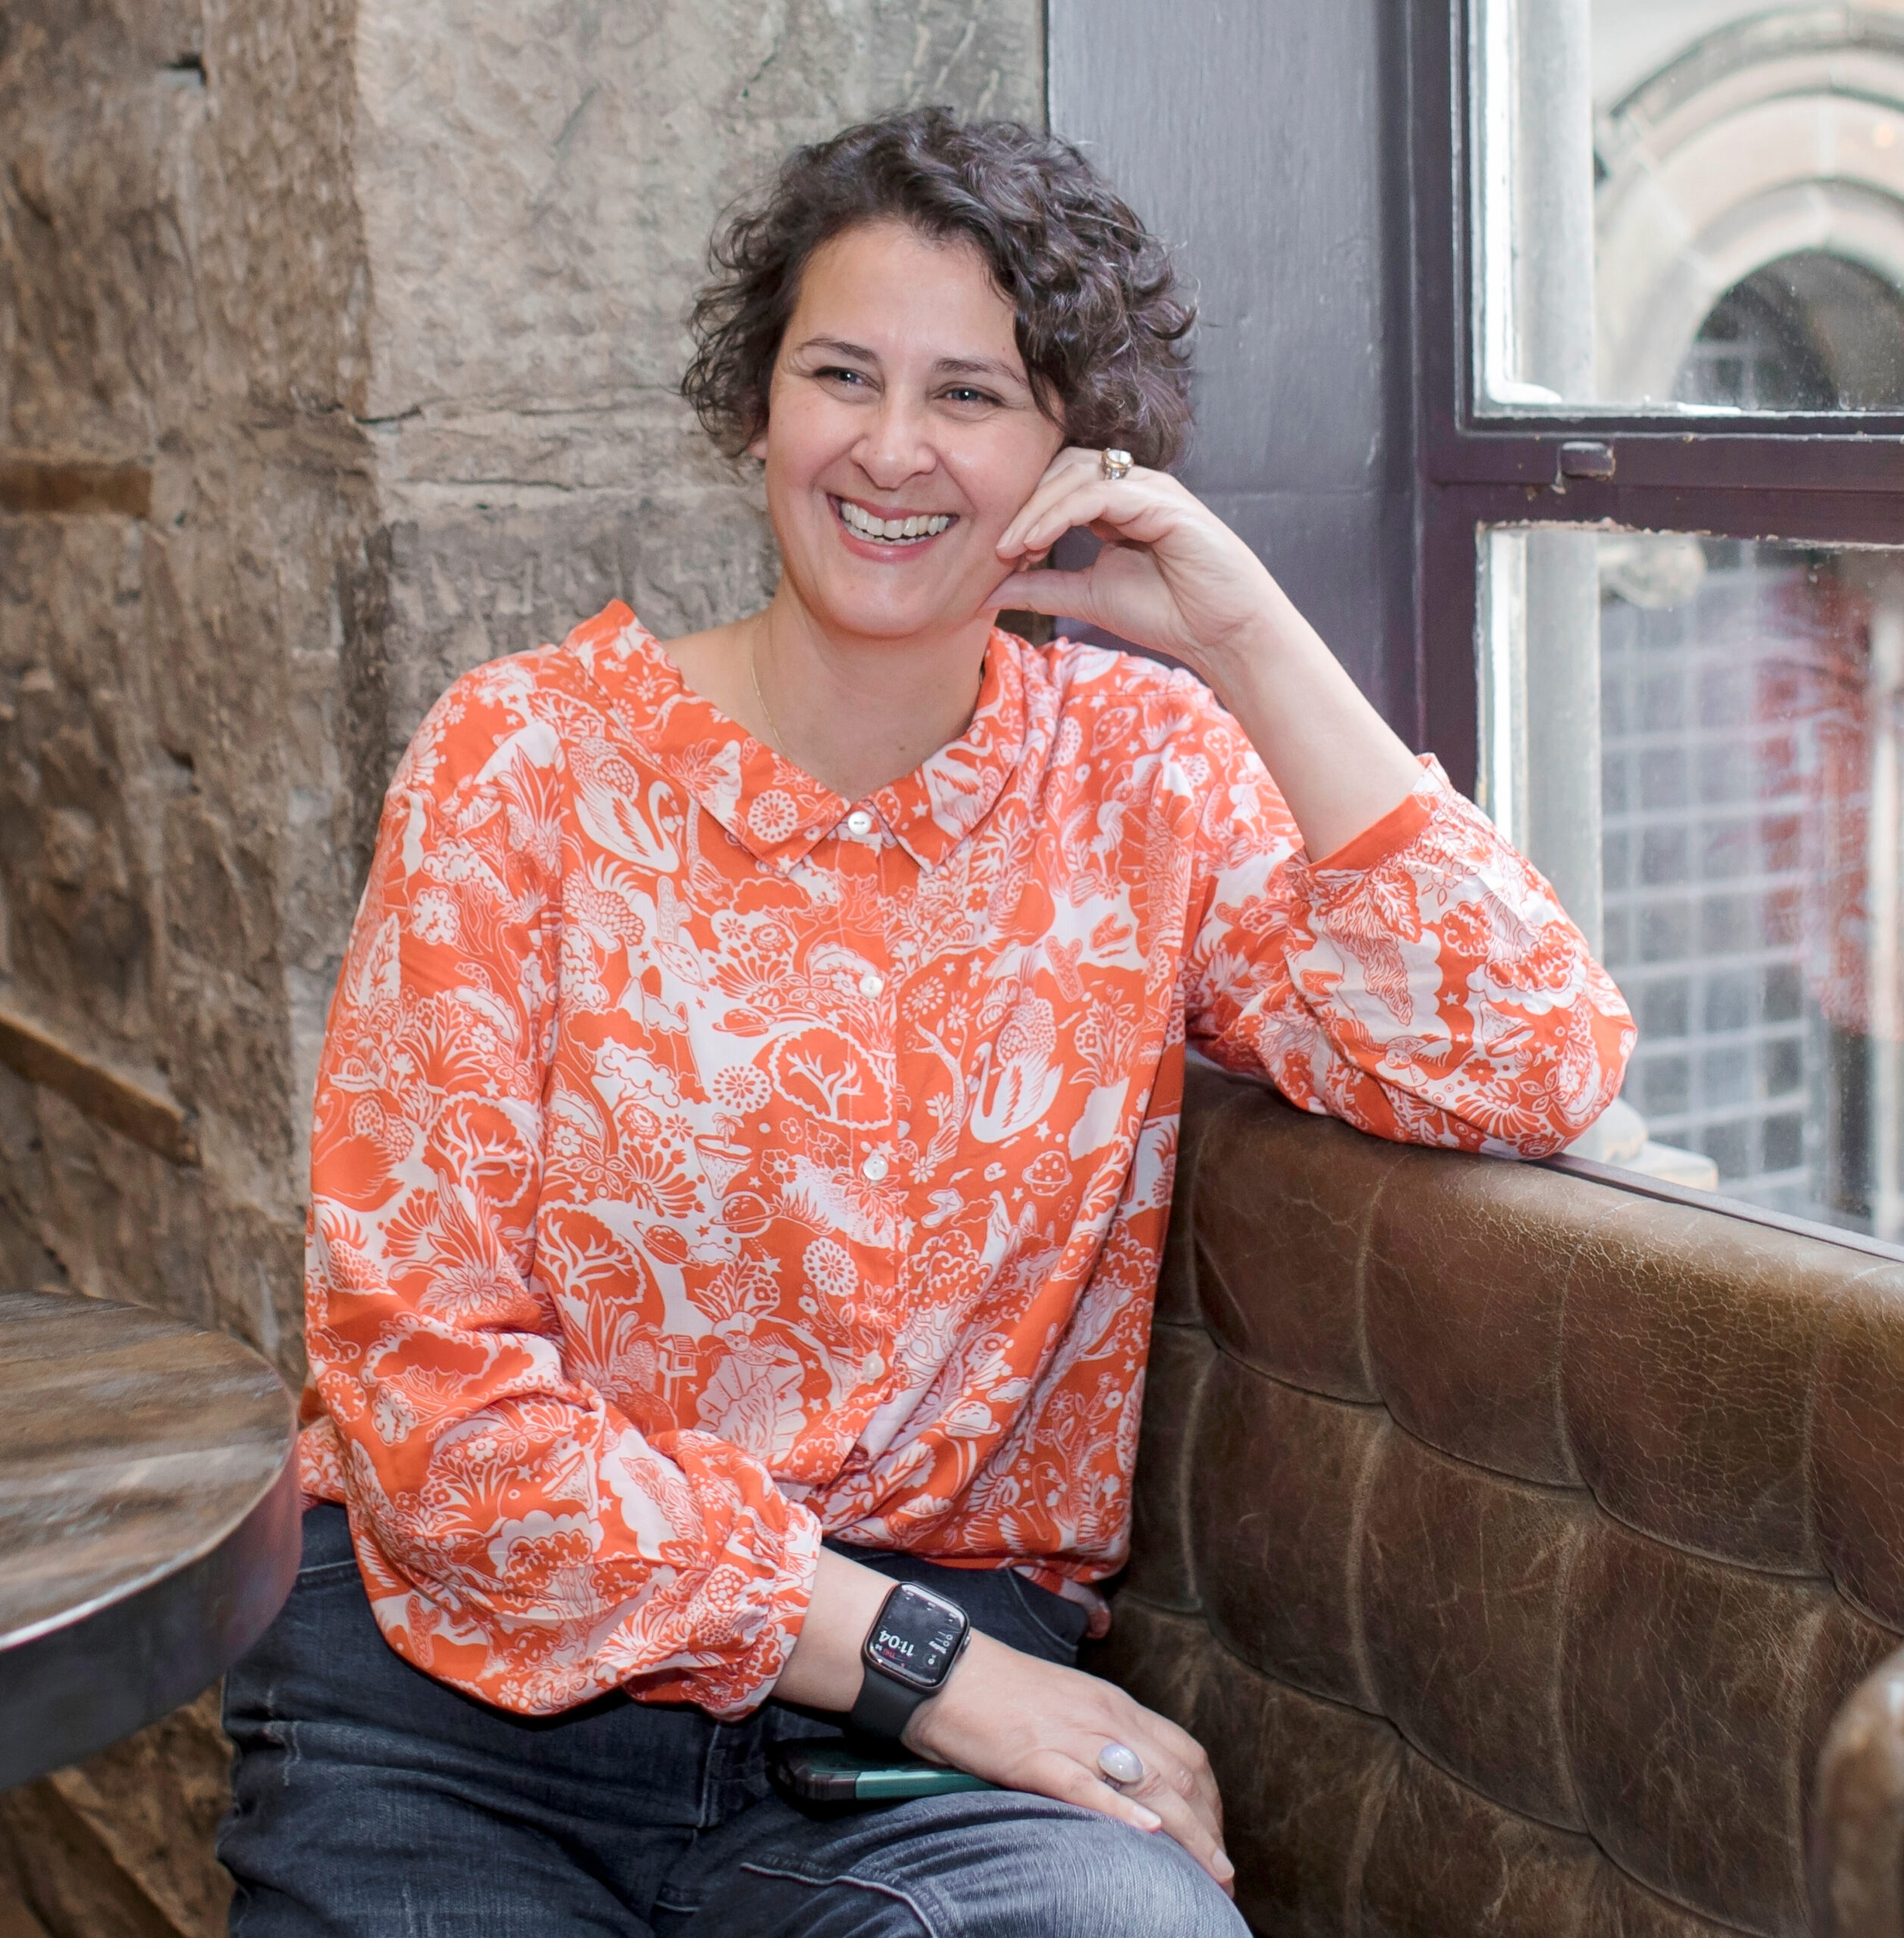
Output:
[1094, 1058, 1904, 1937]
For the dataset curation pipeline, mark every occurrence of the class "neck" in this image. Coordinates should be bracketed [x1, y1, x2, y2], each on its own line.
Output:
[743, 586, 993, 802]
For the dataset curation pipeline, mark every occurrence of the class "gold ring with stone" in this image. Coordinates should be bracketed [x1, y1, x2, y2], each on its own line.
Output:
[1099, 447, 1134, 482]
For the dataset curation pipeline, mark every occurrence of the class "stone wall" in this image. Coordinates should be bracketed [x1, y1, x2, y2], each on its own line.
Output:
[0, 4, 1042, 1931]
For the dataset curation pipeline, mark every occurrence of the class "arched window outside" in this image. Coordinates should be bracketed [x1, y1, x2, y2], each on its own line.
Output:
[1680, 252, 1904, 411]
[1463, 2, 1904, 1236]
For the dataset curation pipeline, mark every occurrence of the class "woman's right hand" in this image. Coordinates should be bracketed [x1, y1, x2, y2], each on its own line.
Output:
[904, 1629, 1235, 1894]
[774, 1546, 1232, 1891]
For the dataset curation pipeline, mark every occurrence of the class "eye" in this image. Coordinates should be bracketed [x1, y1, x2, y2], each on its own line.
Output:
[940, 385, 1002, 409]
[815, 364, 872, 388]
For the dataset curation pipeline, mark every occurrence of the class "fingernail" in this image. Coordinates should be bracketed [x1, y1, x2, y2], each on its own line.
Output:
[1213, 1850, 1235, 1880]
[1132, 1805, 1162, 1831]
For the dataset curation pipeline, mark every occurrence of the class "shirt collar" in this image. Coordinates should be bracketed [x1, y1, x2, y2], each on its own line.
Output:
[871, 638, 1027, 869]
[574, 603, 1030, 874]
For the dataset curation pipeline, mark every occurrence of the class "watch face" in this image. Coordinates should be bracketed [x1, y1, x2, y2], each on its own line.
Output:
[865, 1584, 968, 1691]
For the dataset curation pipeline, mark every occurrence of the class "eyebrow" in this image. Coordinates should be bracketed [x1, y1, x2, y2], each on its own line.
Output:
[796, 336, 880, 363]
[793, 338, 1029, 388]
[933, 354, 1027, 386]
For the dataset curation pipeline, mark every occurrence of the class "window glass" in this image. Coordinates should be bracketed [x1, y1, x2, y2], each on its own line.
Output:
[1479, 531, 1904, 1235]
[1472, 0, 1904, 413]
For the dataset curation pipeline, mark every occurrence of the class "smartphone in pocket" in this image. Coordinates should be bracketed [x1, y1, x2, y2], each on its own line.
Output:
[774, 1743, 997, 1803]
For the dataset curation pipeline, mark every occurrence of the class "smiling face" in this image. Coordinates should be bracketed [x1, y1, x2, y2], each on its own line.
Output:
[752, 219, 1067, 646]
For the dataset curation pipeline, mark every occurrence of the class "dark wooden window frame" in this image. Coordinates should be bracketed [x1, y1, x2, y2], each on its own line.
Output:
[1410, 0, 1904, 793]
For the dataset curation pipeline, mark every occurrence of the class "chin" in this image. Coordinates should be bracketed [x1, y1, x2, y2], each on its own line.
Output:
[813, 576, 982, 643]
[830, 603, 964, 642]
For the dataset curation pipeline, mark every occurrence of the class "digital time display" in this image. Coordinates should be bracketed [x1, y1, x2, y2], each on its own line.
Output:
[865, 1585, 968, 1689]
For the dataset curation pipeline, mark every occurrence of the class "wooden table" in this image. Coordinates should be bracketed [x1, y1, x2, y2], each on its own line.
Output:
[0, 1290, 300, 1789]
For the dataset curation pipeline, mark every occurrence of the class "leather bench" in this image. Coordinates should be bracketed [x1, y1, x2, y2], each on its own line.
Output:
[1092, 1058, 1904, 1937]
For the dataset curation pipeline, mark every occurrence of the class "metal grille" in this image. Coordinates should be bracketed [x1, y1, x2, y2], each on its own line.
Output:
[1599, 550, 1818, 1210]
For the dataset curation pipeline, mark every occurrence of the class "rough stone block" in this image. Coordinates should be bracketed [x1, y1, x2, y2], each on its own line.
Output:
[1, 0, 1045, 1925]
[0, 1687, 231, 1938]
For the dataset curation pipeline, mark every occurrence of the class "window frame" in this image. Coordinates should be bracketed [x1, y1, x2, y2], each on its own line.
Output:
[1411, 0, 1904, 792]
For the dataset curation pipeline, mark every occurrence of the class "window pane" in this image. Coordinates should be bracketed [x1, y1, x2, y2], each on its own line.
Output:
[1479, 531, 1904, 1237]
[1472, 0, 1904, 414]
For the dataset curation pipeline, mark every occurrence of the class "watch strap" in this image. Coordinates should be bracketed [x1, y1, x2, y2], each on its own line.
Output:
[849, 1581, 971, 1742]
[849, 1661, 933, 1740]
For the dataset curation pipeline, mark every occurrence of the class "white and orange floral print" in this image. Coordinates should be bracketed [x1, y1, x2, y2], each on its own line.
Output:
[299, 602, 1634, 1718]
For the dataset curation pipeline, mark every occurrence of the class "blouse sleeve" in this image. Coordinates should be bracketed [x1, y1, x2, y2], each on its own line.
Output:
[303, 666, 821, 1718]
[1180, 708, 1635, 1158]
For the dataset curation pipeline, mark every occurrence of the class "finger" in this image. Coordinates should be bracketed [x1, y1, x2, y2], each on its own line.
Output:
[996, 456, 1147, 556]
[1125, 1736, 1222, 1838]
[1030, 1753, 1231, 1893]
[996, 449, 1096, 550]
[996, 479, 1097, 559]
[1036, 444, 1112, 491]
[1096, 1760, 1234, 1890]
[1030, 1750, 1164, 1837]
[1126, 1712, 1223, 1827]
[1082, 1702, 1224, 1846]
[1002, 476, 1180, 560]
[998, 469, 1134, 553]
[1051, 1721, 1230, 1886]
[988, 568, 1102, 617]
[1095, 1733, 1218, 1835]
[1121, 1746, 1223, 1852]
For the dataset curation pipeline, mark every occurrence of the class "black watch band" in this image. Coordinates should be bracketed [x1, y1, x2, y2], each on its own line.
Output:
[849, 1661, 935, 1739]
[849, 1581, 971, 1741]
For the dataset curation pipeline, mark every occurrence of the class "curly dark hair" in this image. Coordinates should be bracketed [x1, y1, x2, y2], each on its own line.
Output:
[682, 107, 1195, 470]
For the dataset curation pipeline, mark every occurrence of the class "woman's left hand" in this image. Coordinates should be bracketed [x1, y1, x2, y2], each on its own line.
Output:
[989, 444, 1427, 861]
[990, 447, 1276, 684]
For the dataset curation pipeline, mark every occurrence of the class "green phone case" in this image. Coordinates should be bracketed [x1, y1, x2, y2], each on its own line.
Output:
[774, 1743, 997, 1802]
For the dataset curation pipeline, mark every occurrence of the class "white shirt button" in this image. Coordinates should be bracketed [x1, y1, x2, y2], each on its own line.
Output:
[845, 809, 875, 838]
[861, 1153, 889, 1182]
[859, 971, 885, 997]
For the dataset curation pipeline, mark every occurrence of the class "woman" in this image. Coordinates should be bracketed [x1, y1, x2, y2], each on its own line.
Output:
[221, 108, 1633, 1935]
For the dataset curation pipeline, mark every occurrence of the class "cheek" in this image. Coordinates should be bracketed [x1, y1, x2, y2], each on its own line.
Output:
[946, 435, 1060, 534]
[761, 387, 849, 485]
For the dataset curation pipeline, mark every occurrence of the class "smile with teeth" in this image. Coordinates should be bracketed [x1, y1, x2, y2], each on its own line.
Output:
[834, 497, 955, 544]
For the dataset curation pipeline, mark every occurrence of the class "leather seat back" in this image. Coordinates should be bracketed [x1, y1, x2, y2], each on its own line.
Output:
[1098, 1058, 1904, 1937]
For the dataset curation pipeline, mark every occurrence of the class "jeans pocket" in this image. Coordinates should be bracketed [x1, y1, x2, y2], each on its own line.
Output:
[294, 1499, 358, 1578]
[294, 1556, 365, 1584]
[1004, 1570, 1088, 1662]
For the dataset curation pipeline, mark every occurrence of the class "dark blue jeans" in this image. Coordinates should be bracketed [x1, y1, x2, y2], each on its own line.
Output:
[220, 1504, 1243, 1936]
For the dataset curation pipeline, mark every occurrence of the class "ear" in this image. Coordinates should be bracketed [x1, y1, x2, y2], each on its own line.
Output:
[746, 422, 769, 463]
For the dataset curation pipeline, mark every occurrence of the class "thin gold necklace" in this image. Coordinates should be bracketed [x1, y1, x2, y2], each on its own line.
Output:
[748, 631, 790, 760]
[749, 629, 989, 772]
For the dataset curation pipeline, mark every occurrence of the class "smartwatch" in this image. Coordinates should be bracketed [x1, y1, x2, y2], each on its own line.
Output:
[849, 1581, 973, 1740]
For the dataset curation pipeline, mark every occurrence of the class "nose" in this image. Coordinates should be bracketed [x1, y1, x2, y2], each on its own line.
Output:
[852, 392, 939, 494]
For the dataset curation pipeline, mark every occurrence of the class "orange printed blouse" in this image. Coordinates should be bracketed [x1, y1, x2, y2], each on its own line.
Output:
[300, 600, 1634, 1718]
